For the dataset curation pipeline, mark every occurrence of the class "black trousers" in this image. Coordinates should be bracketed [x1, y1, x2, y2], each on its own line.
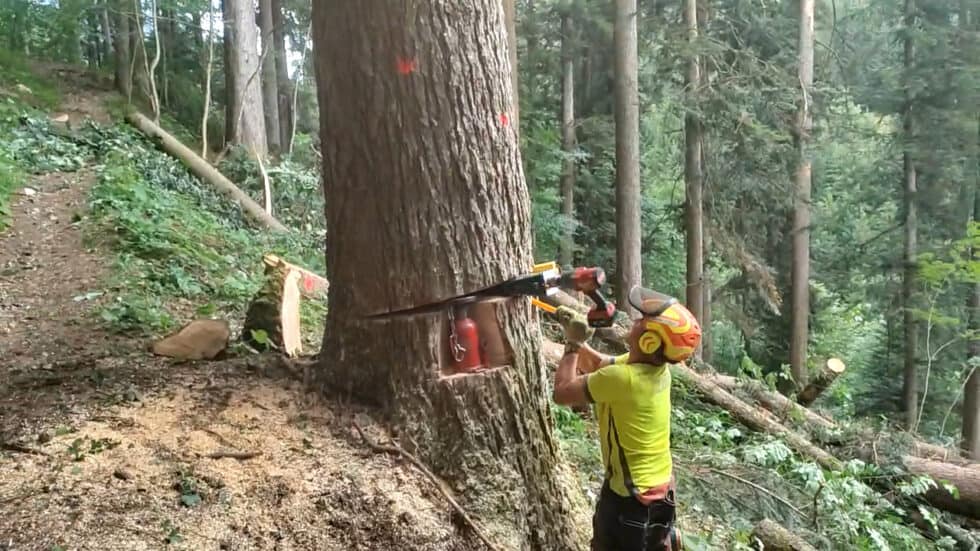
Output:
[591, 481, 677, 551]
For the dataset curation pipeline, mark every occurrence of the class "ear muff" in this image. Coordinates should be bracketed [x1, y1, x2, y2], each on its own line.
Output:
[638, 329, 662, 355]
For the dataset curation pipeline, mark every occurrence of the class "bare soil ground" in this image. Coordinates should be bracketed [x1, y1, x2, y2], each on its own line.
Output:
[0, 69, 477, 551]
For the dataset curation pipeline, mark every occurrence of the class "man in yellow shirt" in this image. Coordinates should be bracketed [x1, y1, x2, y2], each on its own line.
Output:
[553, 286, 702, 551]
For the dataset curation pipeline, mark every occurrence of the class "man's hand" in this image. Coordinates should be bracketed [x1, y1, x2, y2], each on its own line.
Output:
[556, 306, 594, 348]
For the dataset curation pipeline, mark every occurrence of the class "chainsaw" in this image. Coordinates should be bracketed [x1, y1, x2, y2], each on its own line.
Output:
[364, 261, 617, 328]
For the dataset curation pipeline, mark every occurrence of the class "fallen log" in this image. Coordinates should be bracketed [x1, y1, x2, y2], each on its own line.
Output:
[708, 374, 837, 434]
[125, 111, 288, 232]
[750, 518, 817, 551]
[152, 319, 230, 360]
[903, 455, 980, 519]
[797, 358, 846, 406]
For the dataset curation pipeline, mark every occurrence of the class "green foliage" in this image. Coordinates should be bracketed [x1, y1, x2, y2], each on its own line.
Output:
[0, 147, 20, 230]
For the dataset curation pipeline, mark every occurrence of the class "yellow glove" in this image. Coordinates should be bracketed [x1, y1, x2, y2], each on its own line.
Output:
[555, 306, 594, 349]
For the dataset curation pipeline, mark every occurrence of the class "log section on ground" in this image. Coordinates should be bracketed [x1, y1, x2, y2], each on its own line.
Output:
[750, 519, 817, 551]
[311, 2, 588, 550]
[903, 455, 980, 519]
[125, 111, 287, 232]
[242, 256, 302, 356]
[797, 358, 846, 406]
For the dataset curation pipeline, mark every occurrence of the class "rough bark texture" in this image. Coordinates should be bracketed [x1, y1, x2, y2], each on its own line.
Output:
[903, 455, 980, 519]
[271, 0, 292, 150]
[126, 112, 286, 232]
[614, 0, 642, 315]
[796, 358, 845, 406]
[227, 0, 267, 156]
[790, 0, 814, 389]
[559, 11, 576, 267]
[903, 0, 919, 430]
[503, 0, 519, 134]
[684, 0, 704, 346]
[751, 519, 818, 551]
[259, 0, 281, 154]
[112, 0, 131, 99]
[312, 2, 587, 550]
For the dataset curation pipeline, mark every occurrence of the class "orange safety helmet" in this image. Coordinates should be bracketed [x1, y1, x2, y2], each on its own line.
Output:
[628, 286, 702, 362]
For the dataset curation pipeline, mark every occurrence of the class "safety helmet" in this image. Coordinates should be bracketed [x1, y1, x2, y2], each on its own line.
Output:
[628, 286, 702, 362]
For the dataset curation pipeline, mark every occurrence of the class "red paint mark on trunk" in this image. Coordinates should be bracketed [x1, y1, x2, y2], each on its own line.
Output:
[499, 112, 510, 127]
[396, 57, 417, 75]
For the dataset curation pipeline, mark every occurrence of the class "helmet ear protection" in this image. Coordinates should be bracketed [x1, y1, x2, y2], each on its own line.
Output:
[638, 325, 662, 355]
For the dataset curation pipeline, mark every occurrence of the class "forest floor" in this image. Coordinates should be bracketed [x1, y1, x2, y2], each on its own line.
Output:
[0, 65, 480, 551]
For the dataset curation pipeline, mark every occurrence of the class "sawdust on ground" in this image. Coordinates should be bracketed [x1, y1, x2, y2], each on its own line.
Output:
[0, 67, 480, 551]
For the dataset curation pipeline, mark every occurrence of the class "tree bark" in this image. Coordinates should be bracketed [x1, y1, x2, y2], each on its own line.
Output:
[903, 0, 919, 430]
[614, 0, 642, 315]
[502, 0, 519, 135]
[112, 0, 132, 99]
[311, 2, 587, 550]
[99, 1, 113, 67]
[126, 112, 286, 232]
[903, 455, 980, 519]
[790, 0, 815, 389]
[559, 10, 576, 267]
[962, 3, 980, 462]
[751, 519, 818, 551]
[222, 0, 238, 145]
[227, 0, 267, 156]
[259, 0, 281, 154]
[684, 0, 704, 350]
[797, 358, 846, 406]
[271, 0, 292, 150]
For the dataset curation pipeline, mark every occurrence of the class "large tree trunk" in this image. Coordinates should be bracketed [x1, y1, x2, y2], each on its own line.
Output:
[559, 10, 576, 267]
[502, 0, 519, 135]
[903, 0, 919, 430]
[751, 519, 818, 551]
[903, 455, 980, 519]
[112, 0, 132, 99]
[259, 0, 281, 154]
[227, 0, 267, 156]
[790, 0, 815, 389]
[271, 0, 292, 150]
[614, 0, 642, 314]
[684, 0, 704, 349]
[312, 2, 587, 550]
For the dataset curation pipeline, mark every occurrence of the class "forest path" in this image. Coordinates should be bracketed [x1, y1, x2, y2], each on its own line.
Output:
[0, 67, 472, 551]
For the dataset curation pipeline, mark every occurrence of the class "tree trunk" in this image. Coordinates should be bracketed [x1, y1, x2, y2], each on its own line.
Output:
[227, 0, 267, 156]
[614, 0, 642, 315]
[311, 2, 587, 550]
[112, 0, 132, 98]
[751, 519, 818, 551]
[684, 0, 704, 349]
[502, 0, 519, 135]
[222, 0, 238, 145]
[903, 455, 980, 519]
[259, 0, 281, 154]
[702, 260, 713, 362]
[708, 374, 838, 434]
[797, 358, 846, 406]
[790, 0, 815, 389]
[903, 0, 919, 430]
[99, 1, 113, 67]
[559, 11, 576, 267]
[271, 0, 292, 150]
[130, 0, 150, 105]
[962, 3, 980, 462]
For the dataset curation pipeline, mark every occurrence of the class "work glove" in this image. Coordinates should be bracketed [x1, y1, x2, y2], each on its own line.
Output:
[556, 306, 594, 352]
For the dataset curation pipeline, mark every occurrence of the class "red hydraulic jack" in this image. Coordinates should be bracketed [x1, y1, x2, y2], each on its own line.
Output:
[450, 305, 485, 373]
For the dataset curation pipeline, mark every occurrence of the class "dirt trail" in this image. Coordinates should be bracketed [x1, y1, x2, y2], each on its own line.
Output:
[0, 68, 474, 551]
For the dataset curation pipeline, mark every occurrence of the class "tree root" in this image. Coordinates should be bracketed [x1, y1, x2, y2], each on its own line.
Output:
[351, 422, 503, 551]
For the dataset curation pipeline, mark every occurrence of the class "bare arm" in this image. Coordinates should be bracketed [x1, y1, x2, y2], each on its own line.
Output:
[553, 346, 592, 407]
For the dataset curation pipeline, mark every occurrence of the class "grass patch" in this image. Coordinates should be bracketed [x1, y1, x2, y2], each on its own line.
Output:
[0, 48, 60, 109]
[0, 148, 23, 230]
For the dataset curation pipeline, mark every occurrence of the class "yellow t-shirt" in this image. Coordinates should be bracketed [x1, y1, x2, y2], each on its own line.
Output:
[586, 353, 672, 498]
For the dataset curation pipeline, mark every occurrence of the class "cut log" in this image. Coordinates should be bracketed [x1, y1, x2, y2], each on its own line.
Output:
[903, 455, 980, 519]
[125, 111, 288, 232]
[152, 319, 230, 360]
[243, 257, 302, 356]
[750, 518, 817, 551]
[797, 358, 846, 406]
[708, 374, 837, 434]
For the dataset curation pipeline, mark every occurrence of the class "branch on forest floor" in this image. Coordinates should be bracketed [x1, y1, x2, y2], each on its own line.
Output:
[1, 441, 49, 456]
[351, 422, 503, 551]
[206, 450, 262, 460]
[703, 467, 806, 519]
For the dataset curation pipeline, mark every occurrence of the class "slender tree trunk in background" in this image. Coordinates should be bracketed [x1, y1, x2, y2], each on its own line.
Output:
[903, 0, 919, 430]
[271, 0, 292, 150]
[289, 23, 310, 155]
[201, 0, 216, 159]
[964, 182, 979, 458]
[790, 0, 815, 388]
[222, 0, 238, 145]
[684, 0, 704, 354]
[113, 0, 132, 98]
[312, 1, 587, 549]
[614, 0, 642, 315]
[147, 0, 162, 122]
[131, 0, 151, 105]
[99, 1, 113, 66]
[503, 0, 519, 134]
[259, 0, 281, 154]
[559, 10, 576, 267]
[227, 0, 267, 156]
